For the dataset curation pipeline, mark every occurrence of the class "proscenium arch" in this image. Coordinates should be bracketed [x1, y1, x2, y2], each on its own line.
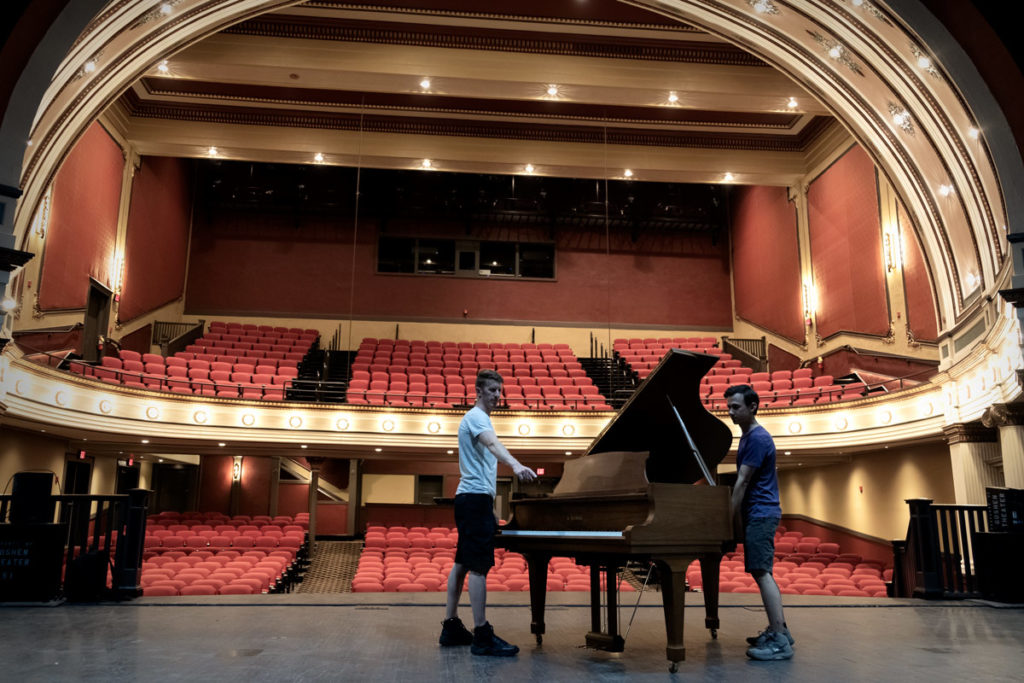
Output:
[4, 0, 1018, 339]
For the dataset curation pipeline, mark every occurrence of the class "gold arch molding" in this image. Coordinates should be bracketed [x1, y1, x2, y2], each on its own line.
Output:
[11, 0, 1012, 334]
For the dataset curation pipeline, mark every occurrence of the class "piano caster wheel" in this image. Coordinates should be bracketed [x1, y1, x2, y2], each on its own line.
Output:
[669, 662, 679, 673]
[711, 629, 718, 639]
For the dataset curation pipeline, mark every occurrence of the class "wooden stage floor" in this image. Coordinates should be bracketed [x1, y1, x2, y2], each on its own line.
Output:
[1, 591, 1022, 681]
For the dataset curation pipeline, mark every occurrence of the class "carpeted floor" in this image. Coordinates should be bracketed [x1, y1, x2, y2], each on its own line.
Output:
[297, 541, 363, 593]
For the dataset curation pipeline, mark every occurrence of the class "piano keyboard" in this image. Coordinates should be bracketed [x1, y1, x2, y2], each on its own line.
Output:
[499, 530, 625, 539]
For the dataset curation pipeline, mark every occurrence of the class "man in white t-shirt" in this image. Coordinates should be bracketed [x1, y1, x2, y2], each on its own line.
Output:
[439, 369, 537, 656]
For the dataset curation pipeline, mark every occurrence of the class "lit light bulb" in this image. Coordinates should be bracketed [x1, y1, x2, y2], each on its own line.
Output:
[968, 127, 980, 140]
[623, 169, 633, 178]
[84, 61, 96, 73]
[723, 172, 735, 182]
[421, 159, 432, 169]
[546, 85, 559, 97]
[157, 60, 169, 74]
[525, 163, 535, 174]
[159, 3, 173, 15]
[667, 92, 679, 103]
[828, 46, 841, 60]
[917, 56, 932, 70]
[314, 152, 324, 163]
[207, 146, 218, 156]
[420, 78, 431, 89]
[787, 97, 798, 108]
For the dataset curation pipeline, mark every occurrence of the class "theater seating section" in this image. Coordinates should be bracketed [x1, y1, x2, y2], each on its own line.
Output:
[346, 338, 613, 410]
[353, 525, 890, 597]
[687, 527, 891, 597]
[68, 322, 318, 400]
[613, 338, 867, 410]
[139, 511, 309, 595]
[351, 525, 633, 593]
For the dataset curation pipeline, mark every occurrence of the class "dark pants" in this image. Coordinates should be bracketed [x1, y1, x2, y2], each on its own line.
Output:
[454, 493, 496, 575]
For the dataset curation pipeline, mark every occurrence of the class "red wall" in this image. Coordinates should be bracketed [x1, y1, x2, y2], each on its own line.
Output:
[118, 324, 151, 355]
[277, 484, 347, 534]
[768, 343, 801, 373]
[39, 121, 124, 309]
[184, 209, 732, 327]
[731, 185, 804, 342]
[238, 455, 272, 518]
[120, 156, 192, 322]
[897, 203, 939, 341]
[819, 348, 938, 384]
[198, 454, 232, 513]
[808, 147, 889, 339]
[782, 516, 892, 567]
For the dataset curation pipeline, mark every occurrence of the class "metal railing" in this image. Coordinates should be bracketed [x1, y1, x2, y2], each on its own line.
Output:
[0, 488, 150, 602]
[893, 498, 987, 599]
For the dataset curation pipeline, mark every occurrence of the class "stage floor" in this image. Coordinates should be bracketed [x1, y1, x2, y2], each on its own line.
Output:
[1, 592, 1022, 681]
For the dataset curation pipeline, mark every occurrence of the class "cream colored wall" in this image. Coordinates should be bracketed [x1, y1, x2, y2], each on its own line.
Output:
[361, 473, 416, 504]
[779, 442, 955, 541]
[139, 460, 153, 490]
[0, 428, 68, 496]
[89, 455, 118, 495]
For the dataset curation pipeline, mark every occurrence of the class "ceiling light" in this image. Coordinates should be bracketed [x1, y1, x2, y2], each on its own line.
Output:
[420, 77, 431, 89]
[141, 439, 150, 444]
[159, 2, 173, 15]
[84, 61, 96, 73]
[667, 92, 679, 103]
[301, 444, 308, 449]
[939, 184, 954, 197]
[917, 56, 932, 70]
[157, 60, 169, 74]
[374, 447, 382, 453]
[524, 164, 535, 174]
[421, 159, 432, 169]
[968, 127, 980, 140]
[382, 419, 395, 432]
[1, 297, 17, 312]
[546, 85, 559, 96]
[788, 421, 802, 434]
[207, 146, 218, 157]
[623, 169, 633, 178]
[562, 424, 575, 436]
[194, 410, 208, 424]
[313, 153, 324, 163]
[787, 97, 798, 108]
[518, 424, 531, 435]
[427, 421, 441, 434]
[241, 413, 255, 426]
[828, 46, 842, 60]
[289, 415, 303, 428]
[784, 451, 792, 455]
[565, 451, 572, 456]
[336, 418, 350, 430]
[446, 449, 454, 455]
[723, 172, 735, 182]
[146, 406, 159, 420]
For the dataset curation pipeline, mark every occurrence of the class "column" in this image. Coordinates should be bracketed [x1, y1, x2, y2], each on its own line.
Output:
[306, 456, 325, 556]
[942, 423, 1002, 504]
[982, 403, 1024, 488]
[346, 458, 362, 536]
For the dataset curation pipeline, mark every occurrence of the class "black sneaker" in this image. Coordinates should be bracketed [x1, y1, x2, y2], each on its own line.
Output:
[746, 628, 795, 647]
[471, 622, 520, 657]
[439, 617, 474, 646]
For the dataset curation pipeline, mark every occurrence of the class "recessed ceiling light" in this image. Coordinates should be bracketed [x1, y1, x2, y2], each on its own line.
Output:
[623, 169, 633, 178]
[787, 97, 798, 108]
[313, 153, 324, 163]
[524, 164, 535, 174]
[141, 439, 149, 444]
[723, 172, 735, 182]
[159, 2, 173, 15]
[784, 451, 792, 455]
[917, 56, 932, 70]
[374, 447, 382, 453]
[207, 146, 218, 156]
[565, 451, 572, 456]
[546, 85, 559, 96]
[84, 61, 96, 73]
[447, 449, 454, 455]
[421, 159, 432, 169]
[667, 92, 679, 103]
[218, 442, 226, 447]
[301, 444, 308, 449]
[939, 184, 954, 197]
[420, 77, 431, 89]
[157, 60, 169, 74]
[968, 127, 980, 140]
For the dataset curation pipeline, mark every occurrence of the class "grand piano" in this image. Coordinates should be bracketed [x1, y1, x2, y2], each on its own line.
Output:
[497, 349, 734, 672]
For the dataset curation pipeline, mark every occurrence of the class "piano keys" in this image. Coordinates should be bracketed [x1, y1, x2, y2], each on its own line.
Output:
[497, 349, 734, 672]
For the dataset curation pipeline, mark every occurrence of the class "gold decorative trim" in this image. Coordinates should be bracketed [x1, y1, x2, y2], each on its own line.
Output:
[807, 31, 864, 76]
[981, 402, 1024, 429]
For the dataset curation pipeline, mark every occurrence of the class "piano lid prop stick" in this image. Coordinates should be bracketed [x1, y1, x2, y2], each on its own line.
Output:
[666, 395, 717, 486]
[624, 563, 655, 642]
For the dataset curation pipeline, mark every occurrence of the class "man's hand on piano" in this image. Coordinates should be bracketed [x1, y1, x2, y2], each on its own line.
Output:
[513, 463, 538, 482]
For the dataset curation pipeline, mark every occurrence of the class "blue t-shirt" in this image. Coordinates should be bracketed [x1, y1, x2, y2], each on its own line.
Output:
[736, 424, 781, 519]
[456, 406, 498, 497]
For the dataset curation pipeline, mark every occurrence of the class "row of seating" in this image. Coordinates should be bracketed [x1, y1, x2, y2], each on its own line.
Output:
[141, 549, 300, 595]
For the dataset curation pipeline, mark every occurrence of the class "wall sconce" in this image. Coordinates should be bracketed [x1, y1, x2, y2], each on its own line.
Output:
[232, 455, 243, 482]
[883, 230, 902, 272]
[113, 252, 125, 302]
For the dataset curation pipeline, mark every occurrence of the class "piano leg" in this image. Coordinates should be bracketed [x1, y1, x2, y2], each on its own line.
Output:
[584, 563, 625, 652]
[525, 553, 550, 645]
[653, 557, 688, 672]
[699, 553, 723, 638]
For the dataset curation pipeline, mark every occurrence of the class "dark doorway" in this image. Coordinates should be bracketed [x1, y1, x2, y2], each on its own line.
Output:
[151, 463, 199, 513]
[82, 279, 111, 362]
[115, 465, 140, 493]
[63, 458, 92, 495]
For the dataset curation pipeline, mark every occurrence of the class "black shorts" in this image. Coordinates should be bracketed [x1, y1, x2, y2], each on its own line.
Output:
[454, 493, 497, 575]
[744, 516, 780, 574]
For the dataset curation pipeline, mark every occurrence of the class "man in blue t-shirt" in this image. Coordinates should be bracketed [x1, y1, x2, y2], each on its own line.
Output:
[725, 384, 794, 661]
[439, 369, 537, 656]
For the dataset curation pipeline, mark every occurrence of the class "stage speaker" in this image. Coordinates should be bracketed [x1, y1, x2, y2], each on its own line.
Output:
[11, 472, 57, 524]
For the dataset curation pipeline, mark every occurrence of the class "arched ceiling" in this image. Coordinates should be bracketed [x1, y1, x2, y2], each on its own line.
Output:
[11, 0, 1013, 336]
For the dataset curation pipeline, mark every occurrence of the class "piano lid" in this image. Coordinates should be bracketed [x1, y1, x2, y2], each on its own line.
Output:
[585, 349, 733, 485]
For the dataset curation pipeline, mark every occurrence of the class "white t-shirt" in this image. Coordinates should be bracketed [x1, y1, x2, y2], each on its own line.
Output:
[455, 406, 497, 497]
